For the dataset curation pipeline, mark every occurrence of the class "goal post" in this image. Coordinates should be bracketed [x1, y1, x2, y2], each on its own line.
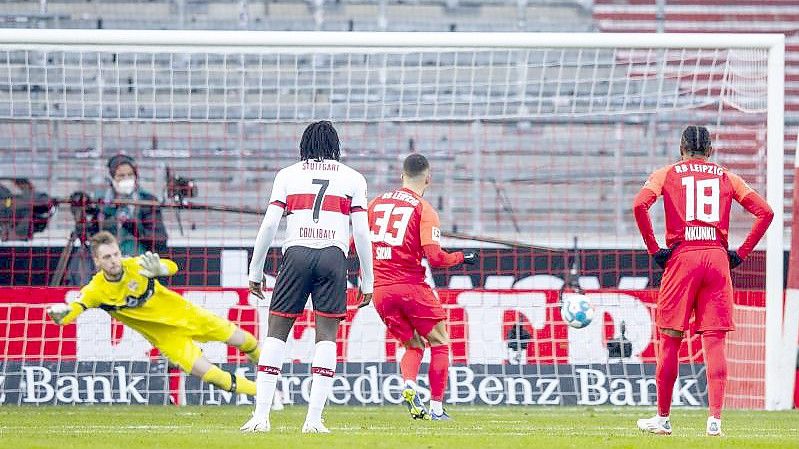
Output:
[763, 37, 794, 412]
[0, 29, 791, 410]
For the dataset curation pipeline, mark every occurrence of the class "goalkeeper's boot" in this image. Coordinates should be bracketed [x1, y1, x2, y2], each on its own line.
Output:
[401, 387, 429, 420]
[302, 420, 330, 434]
[636, 415, 672, 435]
[240, 414, 270, 433]
[706, 417, 723, 437]
[272, 389, 285, 411]
[430, 409, 451, 421]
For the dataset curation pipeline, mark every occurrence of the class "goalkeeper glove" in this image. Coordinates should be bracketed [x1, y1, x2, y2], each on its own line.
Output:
[47, 303, 71, 325]
[463, 251, 479, 265]
[728, 250, 743, 270]
[652, 248, 672, 270]
[138, 251, 169, 278]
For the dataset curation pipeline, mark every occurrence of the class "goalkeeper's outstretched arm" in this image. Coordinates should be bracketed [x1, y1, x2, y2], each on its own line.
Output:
[47, 302, 84, 326]
[47, 288, 100, 326]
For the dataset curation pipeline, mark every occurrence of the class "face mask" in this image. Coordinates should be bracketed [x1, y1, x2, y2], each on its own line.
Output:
[113, 178, 136, 196]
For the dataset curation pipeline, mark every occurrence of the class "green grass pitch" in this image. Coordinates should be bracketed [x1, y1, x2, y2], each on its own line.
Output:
[1, 406, 797, 449]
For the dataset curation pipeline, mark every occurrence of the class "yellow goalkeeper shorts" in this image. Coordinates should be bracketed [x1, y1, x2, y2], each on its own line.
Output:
[136, 308, 237, 372]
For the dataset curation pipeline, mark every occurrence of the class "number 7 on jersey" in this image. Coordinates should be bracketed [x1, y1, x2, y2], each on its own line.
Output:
[311, 178, 329, 223]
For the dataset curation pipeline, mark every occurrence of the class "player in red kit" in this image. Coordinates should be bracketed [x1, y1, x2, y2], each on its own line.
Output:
[633, 126, 773, 436]
[368, 154, 478, 420]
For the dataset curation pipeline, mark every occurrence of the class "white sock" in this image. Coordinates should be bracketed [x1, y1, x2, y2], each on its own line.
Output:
[306, 340, 337, 424]
[430, 400, 443, 414]
[404, 380, 419, 391]
[253, 337, 286, 420]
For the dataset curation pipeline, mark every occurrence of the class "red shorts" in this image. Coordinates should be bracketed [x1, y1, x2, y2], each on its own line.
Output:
[373, 283, 446, 343]
[657, 246, 734, 333]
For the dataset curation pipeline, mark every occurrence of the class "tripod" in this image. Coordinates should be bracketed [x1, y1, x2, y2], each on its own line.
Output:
[50, 192, 99, 287]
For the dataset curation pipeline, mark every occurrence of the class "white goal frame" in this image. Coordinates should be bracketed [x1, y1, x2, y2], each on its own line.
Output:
[0, 29, 791, 410]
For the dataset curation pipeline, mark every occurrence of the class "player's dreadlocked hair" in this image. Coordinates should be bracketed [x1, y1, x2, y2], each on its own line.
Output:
[680, 125, 713, 157]
[299, 121, 341, 161]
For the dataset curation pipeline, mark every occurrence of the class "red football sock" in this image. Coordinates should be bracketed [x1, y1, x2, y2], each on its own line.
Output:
[429, 345, 450, 402]
[400, 346, 424, 383]
[656, 332, 681, 417]
[702, 330, 728, 419]
[168, 366, 182, 406]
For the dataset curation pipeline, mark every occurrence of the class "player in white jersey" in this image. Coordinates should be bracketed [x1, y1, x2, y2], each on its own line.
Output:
[240, 121, 374, 434]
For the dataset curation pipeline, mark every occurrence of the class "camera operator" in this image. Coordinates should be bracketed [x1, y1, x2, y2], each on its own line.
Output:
[98, 154, 168, 256]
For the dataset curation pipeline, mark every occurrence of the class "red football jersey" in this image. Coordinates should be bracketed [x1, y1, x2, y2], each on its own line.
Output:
[368, 188, 443, 287]
[640, 158, 752, 250]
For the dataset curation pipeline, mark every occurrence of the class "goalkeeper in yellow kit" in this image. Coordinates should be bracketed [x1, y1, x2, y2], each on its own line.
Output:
[47, 231, 260, 396]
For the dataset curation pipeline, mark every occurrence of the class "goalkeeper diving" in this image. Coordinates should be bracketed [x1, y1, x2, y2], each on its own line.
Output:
[46, 231, 261, 396]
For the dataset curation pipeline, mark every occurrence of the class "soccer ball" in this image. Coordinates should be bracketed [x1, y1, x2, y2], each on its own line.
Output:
[560, 293, 595, 329]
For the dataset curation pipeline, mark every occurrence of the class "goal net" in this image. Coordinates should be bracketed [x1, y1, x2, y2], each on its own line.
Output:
[0, 30, 791, 409]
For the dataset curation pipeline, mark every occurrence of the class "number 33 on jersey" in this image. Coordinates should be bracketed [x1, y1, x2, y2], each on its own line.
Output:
[367, 188, 443, 286]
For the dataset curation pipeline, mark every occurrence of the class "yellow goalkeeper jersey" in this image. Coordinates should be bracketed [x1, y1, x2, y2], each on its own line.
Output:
[60, 256, 199, 329]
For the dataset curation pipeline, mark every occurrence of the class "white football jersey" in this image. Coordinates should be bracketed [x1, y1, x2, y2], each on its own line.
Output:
[269, 159, 368, 254]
